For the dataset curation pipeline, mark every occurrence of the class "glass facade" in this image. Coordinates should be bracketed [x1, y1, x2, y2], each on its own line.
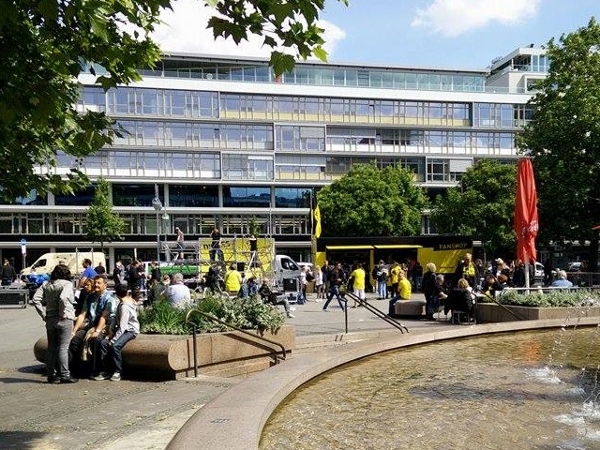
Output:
[0, 49, 544, 264]
[152, 57, 495, 93]
[54, 185, 96, 206]
[222, 186, 271, 207]
[274, 188, 312, 208]
[169, 185, 218, 207]
[113, 183, 162, 207]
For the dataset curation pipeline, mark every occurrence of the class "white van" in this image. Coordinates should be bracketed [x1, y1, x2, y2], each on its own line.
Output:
[21, 252, 106, 278]
[272, 255, 302, 289]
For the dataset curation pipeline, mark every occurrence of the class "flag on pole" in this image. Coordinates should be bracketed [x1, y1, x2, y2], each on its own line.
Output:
[514, 158, 539, 264]
[312, 201, 322, 239]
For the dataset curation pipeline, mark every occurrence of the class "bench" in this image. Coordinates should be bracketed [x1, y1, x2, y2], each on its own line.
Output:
[394, 299, 426, 317]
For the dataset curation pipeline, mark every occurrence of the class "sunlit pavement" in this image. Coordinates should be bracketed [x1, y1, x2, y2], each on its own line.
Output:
[0, 291, 449, 449]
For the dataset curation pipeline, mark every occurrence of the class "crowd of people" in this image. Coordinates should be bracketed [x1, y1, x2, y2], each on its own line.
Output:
[23, 245, 583, 384]
[29, 255, 209, 384]
[31, 264, 139, 384]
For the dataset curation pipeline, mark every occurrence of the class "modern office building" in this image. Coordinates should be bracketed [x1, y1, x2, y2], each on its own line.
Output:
[0, 46, 548, 269]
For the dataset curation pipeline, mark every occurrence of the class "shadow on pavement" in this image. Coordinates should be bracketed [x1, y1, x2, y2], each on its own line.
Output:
[0, 431, 47, 449]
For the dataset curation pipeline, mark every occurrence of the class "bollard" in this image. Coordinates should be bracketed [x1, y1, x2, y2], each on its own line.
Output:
[191, 325, 198, 378]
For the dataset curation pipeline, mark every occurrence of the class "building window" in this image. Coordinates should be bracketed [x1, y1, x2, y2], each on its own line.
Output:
[169, 185, 219, 207]
[55, 185, 96, 206]
[113, 184, 162, 207]
[222, 187, 270, 207]
[274, 188, 311, 208]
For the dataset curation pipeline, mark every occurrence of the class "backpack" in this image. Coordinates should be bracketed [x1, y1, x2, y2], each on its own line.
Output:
[378, 270, 388, 283]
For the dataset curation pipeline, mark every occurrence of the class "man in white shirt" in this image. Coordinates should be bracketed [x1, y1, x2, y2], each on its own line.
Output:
[165, 273, 191, 307]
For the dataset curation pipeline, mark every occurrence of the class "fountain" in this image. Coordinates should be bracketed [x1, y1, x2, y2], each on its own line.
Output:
[261, 327, 600, 449]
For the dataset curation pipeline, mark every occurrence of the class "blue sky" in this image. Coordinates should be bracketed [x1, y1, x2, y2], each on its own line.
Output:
[153, 0, 600, 70]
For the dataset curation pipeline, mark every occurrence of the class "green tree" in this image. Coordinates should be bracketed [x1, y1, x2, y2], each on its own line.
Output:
[0, 0, 348, 202]
[430, 160, 517, 258]
[85, 178, 125, 254]
[519, 18, 600, 270]
[317, 163, 429, 237]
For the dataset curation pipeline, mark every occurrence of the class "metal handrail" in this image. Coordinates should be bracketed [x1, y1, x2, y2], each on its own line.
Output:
[343, 291, 409, 334]
[477, 290, 525, 321]
[184, 309, 287, 377]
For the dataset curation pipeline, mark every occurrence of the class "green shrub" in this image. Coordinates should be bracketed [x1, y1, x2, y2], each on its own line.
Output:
[139, 295, 286, 335]
[497, 289, 600, 308]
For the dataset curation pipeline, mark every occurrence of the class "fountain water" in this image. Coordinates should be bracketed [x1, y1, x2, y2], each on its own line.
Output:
[261, 326, 600, 449]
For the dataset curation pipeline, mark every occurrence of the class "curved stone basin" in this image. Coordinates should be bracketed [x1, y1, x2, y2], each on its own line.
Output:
[167, 318, 600, 449]
[262, 327, 600, 449]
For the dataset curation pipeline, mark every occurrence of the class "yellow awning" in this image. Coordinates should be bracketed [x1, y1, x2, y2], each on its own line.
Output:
[374, 245, 423, 249]
[326, 245, 374, 250]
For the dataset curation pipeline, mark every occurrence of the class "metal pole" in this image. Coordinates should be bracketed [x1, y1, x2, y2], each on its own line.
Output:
[156, 209, 160, 263]
[152, 184, 162, 265]
[192, 325, 198, 378]
[344, 299, 348, 334]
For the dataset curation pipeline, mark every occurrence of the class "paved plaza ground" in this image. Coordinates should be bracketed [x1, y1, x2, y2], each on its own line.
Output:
[0, 292, 449, 449]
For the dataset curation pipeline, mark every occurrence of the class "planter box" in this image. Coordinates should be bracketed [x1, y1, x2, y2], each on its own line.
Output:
[34, 325, 295, 380]
[477, 303, 600, 322]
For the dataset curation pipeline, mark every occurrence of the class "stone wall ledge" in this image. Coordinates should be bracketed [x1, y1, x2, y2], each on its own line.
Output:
[477, 303, 600, 322]
[33, 325, 296, 380]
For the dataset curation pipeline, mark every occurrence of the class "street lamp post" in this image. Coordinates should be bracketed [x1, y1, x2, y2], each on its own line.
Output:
[162, 211, 170, 262]
[152, 184, 163, 264]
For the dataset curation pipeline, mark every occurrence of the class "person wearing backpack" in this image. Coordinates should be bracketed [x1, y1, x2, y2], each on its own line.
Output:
[376, 261, 387, 299]
[421, 262, 438, 321]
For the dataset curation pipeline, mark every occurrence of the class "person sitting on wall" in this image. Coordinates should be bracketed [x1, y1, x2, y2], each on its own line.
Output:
[258, 278, 294, 318]
[165, 273, 191, 307]
[224, 264, 242, 296]
[93, 285, 139, 382]
[481, 274, 501, 301]
[75, 278, 94, 317]
[71, 275, 118, 378]
[238, 276, 258, 299]
[551, 270, 574, 288]
[388, 270, 412, 317]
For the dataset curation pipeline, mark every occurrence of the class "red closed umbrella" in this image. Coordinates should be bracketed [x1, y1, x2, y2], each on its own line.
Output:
[514, 158, 539, 266]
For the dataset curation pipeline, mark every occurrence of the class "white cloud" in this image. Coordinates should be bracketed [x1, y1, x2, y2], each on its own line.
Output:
[411, 0, 541, 37]
[151, 0, 346, 58]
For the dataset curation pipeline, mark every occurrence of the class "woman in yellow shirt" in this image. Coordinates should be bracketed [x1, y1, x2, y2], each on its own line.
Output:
[388, 270, 412, 316]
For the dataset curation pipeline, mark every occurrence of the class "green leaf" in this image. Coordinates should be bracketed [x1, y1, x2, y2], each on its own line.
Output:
[312, 46, 328, 62]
